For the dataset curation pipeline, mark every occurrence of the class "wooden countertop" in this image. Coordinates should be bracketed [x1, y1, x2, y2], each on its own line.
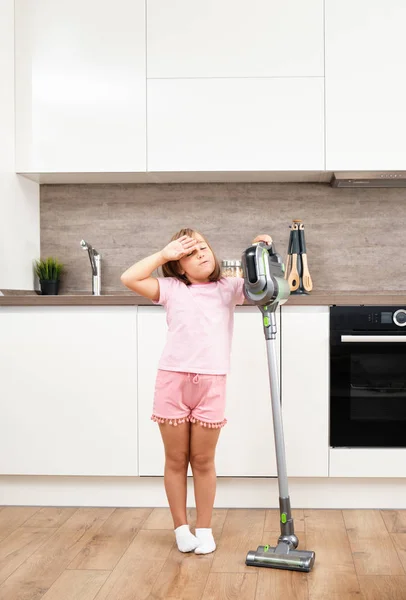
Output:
[1, 290, 405, 306]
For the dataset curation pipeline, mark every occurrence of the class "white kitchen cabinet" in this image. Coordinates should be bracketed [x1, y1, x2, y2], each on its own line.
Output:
[147, 78, 324, 172]
[147, 0, 324, 78]
[281, 305, 329, 477]
[325, 0, 406, 170]
[0, 307, 138, 476]
[15, 0, 146, 173]
[330, 448, 406, 478]
[137, 306, 279, 477]
[137, 306, 168, 476]
[222, 307, 279, 476]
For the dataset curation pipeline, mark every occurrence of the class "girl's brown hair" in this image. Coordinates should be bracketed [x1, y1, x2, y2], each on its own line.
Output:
[161, 228, 221, 286]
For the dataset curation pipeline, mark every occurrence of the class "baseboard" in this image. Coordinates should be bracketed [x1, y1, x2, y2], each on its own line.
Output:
[1, 476, 405, 508]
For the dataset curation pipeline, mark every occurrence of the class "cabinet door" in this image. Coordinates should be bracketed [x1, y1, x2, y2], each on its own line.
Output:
[147, 78, 324, 171]
[15, 0, 146, 172]
[330, 448, 406, 478]
[137, 306, 167, 476]
[147, 0, 323, 78]
[0, 307, 138, 476]
[216, 307, 280, 476]
[281, 305, 329, 477]
[325, 0, 406, 170]
[137, 306, 280, 477]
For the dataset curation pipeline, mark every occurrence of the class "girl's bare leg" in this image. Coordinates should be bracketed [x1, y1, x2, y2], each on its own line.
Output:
[159, 422, 191, 528]
[189, 425, 221, 528]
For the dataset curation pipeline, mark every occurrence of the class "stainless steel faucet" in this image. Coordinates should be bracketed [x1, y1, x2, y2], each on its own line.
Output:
[80, 240, 101, 295]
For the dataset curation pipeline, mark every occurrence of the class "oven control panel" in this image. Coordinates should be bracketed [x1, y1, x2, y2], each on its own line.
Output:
[331, 306, 406, 331]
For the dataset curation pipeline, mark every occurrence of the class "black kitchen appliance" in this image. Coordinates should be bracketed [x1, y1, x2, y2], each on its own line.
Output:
[330, 306, 406, 448]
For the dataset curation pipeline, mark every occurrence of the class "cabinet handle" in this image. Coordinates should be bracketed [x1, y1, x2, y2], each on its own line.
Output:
[341, 335, 406, 343]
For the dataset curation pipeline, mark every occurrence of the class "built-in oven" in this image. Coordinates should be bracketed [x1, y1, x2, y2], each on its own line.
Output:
[330, 305, 406, 448]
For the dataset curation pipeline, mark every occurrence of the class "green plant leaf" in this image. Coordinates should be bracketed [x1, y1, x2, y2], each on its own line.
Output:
[34, 256, 64, 281]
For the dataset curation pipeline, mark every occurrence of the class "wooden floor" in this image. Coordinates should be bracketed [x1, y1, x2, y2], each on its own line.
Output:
[0, 507, 405, 600]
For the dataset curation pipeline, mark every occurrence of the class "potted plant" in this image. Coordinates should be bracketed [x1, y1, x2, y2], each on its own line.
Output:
[34, 257, 64, 295]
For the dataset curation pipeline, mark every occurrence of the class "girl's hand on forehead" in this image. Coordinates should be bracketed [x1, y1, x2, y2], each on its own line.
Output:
[161, 235, 198, 261]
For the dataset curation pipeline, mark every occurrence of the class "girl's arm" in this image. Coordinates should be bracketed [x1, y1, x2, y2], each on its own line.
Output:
[120, 250, 165, 300]
[120, 235, 197, 300]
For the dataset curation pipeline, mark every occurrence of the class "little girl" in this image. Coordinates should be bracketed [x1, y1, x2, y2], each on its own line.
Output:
[121, 228, 271, 554]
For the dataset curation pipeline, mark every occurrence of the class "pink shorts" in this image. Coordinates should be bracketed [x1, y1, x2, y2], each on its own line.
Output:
[151, 369, 227, 429]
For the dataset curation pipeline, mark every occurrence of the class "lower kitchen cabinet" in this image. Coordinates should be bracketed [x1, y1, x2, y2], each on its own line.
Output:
[137, 306, 279, 476]
[0, 303, 330, 479]
[137, 306, 168, 476]
[329, 448, 406, 478]
[0, 307, 138, 476]
[281, 305, 329, 476]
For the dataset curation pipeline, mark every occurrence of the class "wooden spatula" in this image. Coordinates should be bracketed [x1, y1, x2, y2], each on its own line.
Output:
[299, 223, 313, 292]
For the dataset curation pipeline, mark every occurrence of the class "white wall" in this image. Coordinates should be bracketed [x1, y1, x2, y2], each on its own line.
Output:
[0, 0, 39, 290]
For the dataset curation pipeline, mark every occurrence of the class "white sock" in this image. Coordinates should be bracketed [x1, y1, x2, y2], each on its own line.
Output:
[174, 524, 199, 553]
[194, 528, 216, 554]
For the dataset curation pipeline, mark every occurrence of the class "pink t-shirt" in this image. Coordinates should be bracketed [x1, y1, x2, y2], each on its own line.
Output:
[152, 276, 245, 375]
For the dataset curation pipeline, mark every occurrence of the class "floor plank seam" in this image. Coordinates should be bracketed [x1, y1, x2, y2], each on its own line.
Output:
[253, 570, 260, 600]
[91, 555, 125, 600]
[390, 533, 406, 577]
[196, 564, 213, 600]
[214, 508, 228, 542]
[380, 509, 406, 576]
[149, 531, 177, 598]
[378, 509, 405, 577]
[342, 509, 364, 595]
[138, 507, 154, 530]
[380, 509, 390, 534]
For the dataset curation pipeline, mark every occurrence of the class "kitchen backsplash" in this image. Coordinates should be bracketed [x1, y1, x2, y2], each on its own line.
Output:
[40, 183, 406, 293]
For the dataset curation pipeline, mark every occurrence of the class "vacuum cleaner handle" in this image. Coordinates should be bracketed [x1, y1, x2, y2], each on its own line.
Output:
[245, 246, 260, 285]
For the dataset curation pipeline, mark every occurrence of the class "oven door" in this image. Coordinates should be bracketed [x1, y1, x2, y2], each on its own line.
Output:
[330, 333, 406, 447]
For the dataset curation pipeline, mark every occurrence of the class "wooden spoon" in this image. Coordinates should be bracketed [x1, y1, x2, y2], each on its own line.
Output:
[299, 223, 313, 292]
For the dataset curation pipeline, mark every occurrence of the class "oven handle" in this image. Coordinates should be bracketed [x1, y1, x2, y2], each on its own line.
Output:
[341, 335, 406, 343]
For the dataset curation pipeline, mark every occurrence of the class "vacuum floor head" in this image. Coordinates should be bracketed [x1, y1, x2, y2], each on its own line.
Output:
[246, 543, 315, 572]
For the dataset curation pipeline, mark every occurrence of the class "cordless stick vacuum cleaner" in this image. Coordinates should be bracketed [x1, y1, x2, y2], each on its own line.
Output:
[241, 241, 315, 573]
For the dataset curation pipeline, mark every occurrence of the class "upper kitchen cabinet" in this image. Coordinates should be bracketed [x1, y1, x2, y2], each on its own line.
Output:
[147, 0, 324, 78]
[147, 78, 324, 171]
[15, 0, 146, 173]
[325, 1, 406, 170]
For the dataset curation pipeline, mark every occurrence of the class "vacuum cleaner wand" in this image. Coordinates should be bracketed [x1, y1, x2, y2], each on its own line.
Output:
[241, 241, 315, 573]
